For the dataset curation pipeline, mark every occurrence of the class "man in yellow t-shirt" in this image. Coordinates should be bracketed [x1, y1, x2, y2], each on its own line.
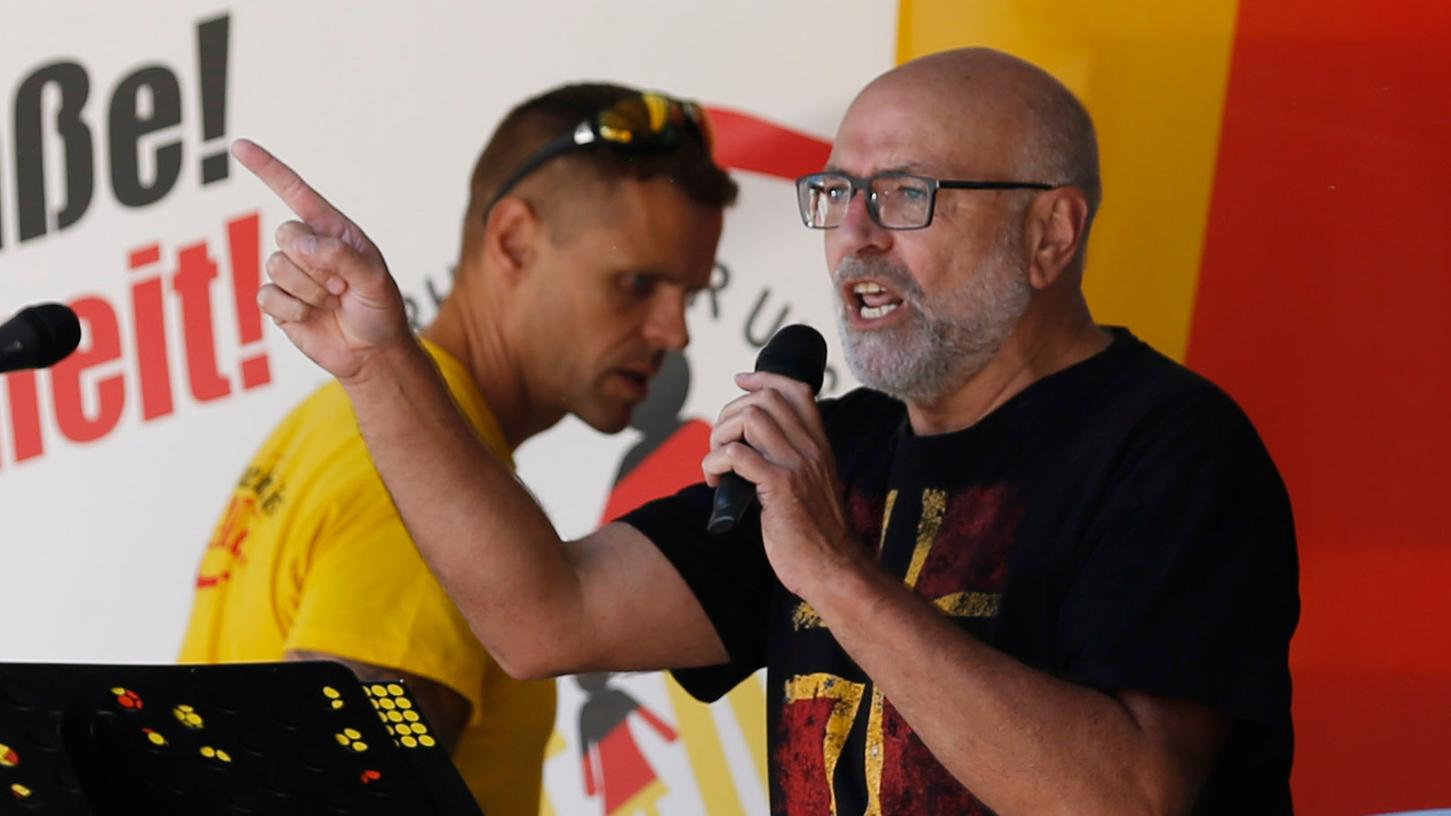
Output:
[180, 83, 735, 815]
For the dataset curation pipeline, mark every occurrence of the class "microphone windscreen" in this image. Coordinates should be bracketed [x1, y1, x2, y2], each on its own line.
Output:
[754, 324, 828, 394]
[1, 303, 83, 372]
[23, 304, 83, 368]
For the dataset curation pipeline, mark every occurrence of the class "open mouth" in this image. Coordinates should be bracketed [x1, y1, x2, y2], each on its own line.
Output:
[847, 280, 906, 322]
[610, 366, 657, 400]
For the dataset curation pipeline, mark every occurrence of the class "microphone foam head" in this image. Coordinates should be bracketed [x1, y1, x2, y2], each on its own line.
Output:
[754, 324, 828, 394]
[22, 303, 83, 368]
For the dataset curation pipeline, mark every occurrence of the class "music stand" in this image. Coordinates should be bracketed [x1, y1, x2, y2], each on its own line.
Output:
[0, 661, 484, 815]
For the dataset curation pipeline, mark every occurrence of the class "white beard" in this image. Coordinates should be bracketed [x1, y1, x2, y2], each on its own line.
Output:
[833, 228, 1031, 404]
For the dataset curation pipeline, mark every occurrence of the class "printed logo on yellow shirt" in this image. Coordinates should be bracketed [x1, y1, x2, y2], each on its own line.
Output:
[195, 463, 286, 589]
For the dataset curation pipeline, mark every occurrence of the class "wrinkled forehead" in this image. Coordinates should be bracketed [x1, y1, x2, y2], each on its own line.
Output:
[828, 77, 1029, 178]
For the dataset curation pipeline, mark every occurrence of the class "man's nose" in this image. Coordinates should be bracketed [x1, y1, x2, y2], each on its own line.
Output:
[832, 188, 893, 254]
[645, 288, 690, 351]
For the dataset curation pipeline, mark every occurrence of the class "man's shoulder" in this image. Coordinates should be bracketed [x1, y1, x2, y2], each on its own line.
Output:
[1089, 328, 1260, 435]
[1070, 330, 1287, 502]
[250, 381, 379, 497]
[267, 382, 357, 446]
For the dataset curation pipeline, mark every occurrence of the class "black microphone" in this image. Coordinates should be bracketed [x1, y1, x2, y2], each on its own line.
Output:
[0, 303, 82, 374]
[707, 324, 828, 535]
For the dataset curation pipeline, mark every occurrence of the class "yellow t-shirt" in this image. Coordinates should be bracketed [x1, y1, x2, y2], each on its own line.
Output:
[179, 340, 555, 816]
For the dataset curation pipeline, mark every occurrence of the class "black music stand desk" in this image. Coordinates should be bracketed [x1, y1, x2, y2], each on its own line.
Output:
[0, 661, 485, 815]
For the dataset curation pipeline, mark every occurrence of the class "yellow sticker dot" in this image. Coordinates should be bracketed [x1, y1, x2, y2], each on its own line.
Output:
[385, 725, 395, 735]
[216, 750, 232, 763]
[387, 711, 403, 723]
[10, 783, 32, 799]
[379, 699, 396, 711]
[331, 700, 344, 710]
[403, 711, 420, 722]
[369, 684, 388, 697]
[419, 735, 436, 748]
[174, 707, 204, 729]
[344, 728, 361, 740]
[401, 736, 418, 748]
[200, 746, 216, 758]
[335, 734, 350, 746]
[146, 732, 167, 747]
[411, 723, 428, 735]
[351, 742, 368, 753]
[386, 684, 404, 697]
[322, 686, 341, 699]
[0, 743, 16, 768]
[395, 697, 413, 710]
[110, 687, 126, 696]
[362, 686, 373, 697]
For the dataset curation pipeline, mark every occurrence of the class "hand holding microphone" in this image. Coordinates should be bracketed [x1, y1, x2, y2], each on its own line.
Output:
[707, 324, 828, 534]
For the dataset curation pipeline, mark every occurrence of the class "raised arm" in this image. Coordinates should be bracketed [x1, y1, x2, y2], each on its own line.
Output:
[235, 140, 725, 678]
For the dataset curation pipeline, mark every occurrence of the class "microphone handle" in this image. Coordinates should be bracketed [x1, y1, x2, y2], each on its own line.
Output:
[706, 473, 755, 535]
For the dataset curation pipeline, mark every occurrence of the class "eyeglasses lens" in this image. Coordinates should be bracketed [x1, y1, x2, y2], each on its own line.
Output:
[871, 175, 932, 229]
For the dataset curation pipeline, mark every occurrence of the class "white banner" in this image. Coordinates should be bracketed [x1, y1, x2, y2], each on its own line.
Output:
[0, 2, 897, 812]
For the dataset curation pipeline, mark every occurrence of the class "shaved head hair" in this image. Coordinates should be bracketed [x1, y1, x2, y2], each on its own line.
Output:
[461, 82, 738, 257]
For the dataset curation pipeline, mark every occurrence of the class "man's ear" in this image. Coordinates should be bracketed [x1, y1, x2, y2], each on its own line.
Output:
[1024, 186, 1090, 290]
[481, 196, 541, 285]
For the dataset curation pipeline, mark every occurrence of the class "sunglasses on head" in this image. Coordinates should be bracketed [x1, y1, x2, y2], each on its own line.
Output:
[487, 92, 711, 212]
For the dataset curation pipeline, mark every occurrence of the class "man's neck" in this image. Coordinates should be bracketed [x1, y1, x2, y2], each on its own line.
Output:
[421, 280, 563, 451]
[904, 302, 1110, 436]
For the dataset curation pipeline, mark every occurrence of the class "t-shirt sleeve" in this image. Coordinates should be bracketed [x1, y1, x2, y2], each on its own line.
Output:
[285, 468, 490, 719]
[622, 481, 774, 703]
[1057, 388, 1299, 730]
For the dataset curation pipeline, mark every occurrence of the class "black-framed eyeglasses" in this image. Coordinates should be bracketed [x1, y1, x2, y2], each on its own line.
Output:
[795, 172, 1055, 230]
[488, 92, 712, 212]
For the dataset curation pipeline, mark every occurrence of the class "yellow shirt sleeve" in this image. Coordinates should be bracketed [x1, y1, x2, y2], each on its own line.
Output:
[282, 453, 491, 719]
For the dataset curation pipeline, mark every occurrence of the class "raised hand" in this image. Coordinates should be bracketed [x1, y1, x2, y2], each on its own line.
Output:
[232, 138, 414, 383]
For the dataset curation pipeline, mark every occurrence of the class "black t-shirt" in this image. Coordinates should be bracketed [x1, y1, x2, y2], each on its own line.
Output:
[624, 328, 1298, 815]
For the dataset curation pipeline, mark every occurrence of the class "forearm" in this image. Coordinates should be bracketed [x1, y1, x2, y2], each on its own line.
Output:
[341, 339, 584, 675]
[806, 561, 1210, 816]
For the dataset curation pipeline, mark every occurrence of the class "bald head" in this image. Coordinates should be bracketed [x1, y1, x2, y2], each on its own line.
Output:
[847, 48, 1101, 220]
[824, 49, 1105, 408]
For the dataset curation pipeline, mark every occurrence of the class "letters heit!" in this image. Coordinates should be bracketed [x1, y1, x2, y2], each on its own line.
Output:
[2, 212, 271, 471]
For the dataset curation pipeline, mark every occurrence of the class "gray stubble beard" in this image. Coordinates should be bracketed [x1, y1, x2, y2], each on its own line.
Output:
[833, 227, 1032, 405]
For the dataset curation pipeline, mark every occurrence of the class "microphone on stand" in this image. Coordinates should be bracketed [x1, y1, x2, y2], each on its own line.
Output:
[707, 324, 828, 535]
[0, 303, 82, 374]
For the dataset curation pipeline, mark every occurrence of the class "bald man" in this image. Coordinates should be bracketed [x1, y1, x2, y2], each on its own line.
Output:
[239, 49, 1297, 815]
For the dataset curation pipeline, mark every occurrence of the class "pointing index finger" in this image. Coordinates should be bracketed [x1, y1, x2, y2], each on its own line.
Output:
[231, 138, 351, 235]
